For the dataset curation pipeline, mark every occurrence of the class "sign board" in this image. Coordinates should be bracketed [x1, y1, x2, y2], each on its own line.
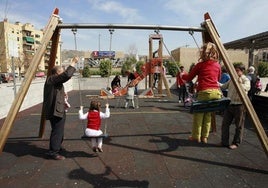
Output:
[8, 33, 19, 57]
[92, 51, 115, 58]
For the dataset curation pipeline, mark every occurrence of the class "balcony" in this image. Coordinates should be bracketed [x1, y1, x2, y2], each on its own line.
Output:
[23, 36, 35, 44]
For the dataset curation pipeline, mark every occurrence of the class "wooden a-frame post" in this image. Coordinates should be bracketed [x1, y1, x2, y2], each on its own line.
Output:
[0, 8, 61, 153]
[203, 13, 268, 157]
[39, 27, 61, 138]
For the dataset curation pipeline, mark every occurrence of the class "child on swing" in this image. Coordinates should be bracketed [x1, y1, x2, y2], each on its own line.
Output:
[79, 100, 110, 152]
[182, 42, 222, 143]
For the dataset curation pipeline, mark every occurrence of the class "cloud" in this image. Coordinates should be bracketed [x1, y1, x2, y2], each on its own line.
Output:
[87, 0, 142, 23]
[1, 0, 267, 54]
[161, 0, 268, 43]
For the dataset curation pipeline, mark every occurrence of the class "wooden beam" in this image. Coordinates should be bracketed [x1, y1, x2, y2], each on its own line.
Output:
[203, 13, 268, 157]
[39, 28, 61, 138]
[0, 8, 60, 153]
[202, 13, 217, 133]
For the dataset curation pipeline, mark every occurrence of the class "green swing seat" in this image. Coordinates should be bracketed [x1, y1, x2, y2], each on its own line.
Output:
[81, 134, 109, 140]
[190, 97, 231, 113]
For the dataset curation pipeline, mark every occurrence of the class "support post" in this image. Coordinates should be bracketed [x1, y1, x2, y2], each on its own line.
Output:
[203, 12, 268, 157]
[158, 38, 163, 94]
[148, 37, 153, 88]
[0, 8, 60, 153]
[39, 27, 61, 138]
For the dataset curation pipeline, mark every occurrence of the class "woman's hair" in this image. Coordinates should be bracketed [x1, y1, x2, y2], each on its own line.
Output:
[89, 100, 101, 111]
[199, 42, 219, 62]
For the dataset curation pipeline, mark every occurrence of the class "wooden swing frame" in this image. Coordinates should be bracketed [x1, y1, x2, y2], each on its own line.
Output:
[0, 8, 267, 157]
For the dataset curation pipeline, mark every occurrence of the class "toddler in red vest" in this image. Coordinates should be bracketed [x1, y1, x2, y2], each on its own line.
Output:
[79, 101, 110, 152]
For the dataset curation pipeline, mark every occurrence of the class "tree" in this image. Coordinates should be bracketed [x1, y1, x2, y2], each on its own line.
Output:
[15, 52, 29, 79]
[121, 56, 137, 76]
[22, 52, 34, 73]
[99, 59, 112, 77]
[135, 61, 145, 75]
[127, 43, 138, 58]
[165, 60, 180, 77]
[82, 66, 91, 77]
[257, 62, 268, 77]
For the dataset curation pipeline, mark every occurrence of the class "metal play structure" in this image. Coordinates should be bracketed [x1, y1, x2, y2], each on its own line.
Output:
[0, 8, 267, 157]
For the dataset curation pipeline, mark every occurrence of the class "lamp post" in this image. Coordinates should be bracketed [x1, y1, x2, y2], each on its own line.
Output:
[71, 28, 77, 51]
[71, 28, 78, 70]
[98, 34, 101, 52]
[109, 29, 114, 59]
[108, 28, 114, 78]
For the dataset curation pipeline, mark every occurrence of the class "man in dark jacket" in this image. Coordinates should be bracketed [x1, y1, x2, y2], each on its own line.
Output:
[43, 57, 78, 160]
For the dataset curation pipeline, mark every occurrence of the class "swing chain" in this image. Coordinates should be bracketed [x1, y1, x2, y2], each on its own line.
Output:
[154, 29, 160, 34]
[71, 28, 83, 107]
[189, 30, 200, 50]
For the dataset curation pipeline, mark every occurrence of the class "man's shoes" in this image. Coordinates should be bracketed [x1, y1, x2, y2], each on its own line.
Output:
[46, 151, 65, 160]
[52, 154, 65, 160]
[97, 147, 103, 152]
[60, 147, 67, 153]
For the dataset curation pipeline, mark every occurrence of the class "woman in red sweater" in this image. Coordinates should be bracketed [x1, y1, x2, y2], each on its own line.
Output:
[79, 101, 110, 152]
[182, 42, 222, 143]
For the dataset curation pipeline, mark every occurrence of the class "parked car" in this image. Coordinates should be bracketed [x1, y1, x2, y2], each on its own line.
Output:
[35, 72, 46, 78]
[0, 73, 14, 83]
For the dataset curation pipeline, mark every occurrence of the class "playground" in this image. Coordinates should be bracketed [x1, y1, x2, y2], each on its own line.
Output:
[0, 8, 267, 187]
[0, 90, 267, 187]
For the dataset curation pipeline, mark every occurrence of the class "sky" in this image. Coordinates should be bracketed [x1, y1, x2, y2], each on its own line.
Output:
[1, 0, 268, 55]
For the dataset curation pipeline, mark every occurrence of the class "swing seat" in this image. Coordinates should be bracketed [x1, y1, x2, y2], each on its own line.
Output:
[81, 134, 109, 139]
[190, 98, 231, 113]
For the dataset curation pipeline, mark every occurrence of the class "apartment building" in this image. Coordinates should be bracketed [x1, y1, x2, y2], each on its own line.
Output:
[0, 19, 61, 75]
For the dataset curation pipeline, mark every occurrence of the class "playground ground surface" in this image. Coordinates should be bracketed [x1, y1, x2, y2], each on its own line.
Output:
[0, 89, 267, 188]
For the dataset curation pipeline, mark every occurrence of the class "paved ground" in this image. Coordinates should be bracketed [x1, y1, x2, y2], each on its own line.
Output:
[0, 90, 267, 188]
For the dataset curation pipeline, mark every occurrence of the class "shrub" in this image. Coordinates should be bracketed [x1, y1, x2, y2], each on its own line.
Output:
[166, 60, 180, 77]
[82, 66, 91, 77]
[257, 62, 268, 77]
[90, 69, 100, 75]
[112, 70, 121, 76]
[136, 61, 145, 75]
[99, 60, 112, 77]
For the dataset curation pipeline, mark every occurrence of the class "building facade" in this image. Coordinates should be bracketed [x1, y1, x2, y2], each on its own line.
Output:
[0, 19, 61, 76]
[171, 47, 249, 72]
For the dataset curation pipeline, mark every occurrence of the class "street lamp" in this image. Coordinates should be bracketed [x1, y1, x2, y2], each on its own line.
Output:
[108, 29, 114, 77]
[71, 28, 77, 51]
[98, 34, 101, 51]
[109, 29, 114, 58]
